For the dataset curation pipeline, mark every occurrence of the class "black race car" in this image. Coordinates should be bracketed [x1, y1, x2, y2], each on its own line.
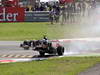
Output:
[20, 36, 64, 56]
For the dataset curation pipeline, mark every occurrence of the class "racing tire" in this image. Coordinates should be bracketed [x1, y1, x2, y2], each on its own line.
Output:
[20, 44, 23, 47]
[39, 51, 45, 56]
[57, 46, 64, 56]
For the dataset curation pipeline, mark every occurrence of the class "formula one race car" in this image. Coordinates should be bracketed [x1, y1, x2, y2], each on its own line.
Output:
[20, 37, 64, 56]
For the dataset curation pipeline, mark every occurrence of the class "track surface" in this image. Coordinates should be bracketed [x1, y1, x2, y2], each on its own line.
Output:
[0, 40, 100, 58]
[78, 64, 100, 75]
[0, 41, 39, 58]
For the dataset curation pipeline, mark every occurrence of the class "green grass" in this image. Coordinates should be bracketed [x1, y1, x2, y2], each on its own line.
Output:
[0, 57, 100, 75]
[0, 22, 49, 40]
[0, 22, 83, 40]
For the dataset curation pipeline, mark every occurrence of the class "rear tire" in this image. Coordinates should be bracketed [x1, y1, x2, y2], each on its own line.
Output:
[39, 51, 45, 56]
[57, 46, 64, 56]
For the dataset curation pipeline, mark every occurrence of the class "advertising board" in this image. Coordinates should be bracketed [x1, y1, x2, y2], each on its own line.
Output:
[0, 8, 50, 22]
[25, 11, 50, 22]
[0, 7, 25, 22]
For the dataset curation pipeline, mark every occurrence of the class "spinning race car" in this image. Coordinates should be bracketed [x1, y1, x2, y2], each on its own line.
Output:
[20, 36, 64, 56]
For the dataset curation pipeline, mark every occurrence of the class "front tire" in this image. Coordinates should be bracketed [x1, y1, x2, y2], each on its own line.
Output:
[20, 44, 23, 47]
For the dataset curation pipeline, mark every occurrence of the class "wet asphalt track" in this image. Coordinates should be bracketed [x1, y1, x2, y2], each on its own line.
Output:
[0, 40, 100, 58]
[0, 41, 39, 56]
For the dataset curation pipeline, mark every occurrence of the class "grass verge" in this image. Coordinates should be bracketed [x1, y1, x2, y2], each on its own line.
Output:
[0, 57, 100, 75]
[0, 22, 82, 40]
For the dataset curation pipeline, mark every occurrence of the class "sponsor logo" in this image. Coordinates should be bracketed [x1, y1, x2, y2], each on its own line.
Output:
[0, 7, 24, 22]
